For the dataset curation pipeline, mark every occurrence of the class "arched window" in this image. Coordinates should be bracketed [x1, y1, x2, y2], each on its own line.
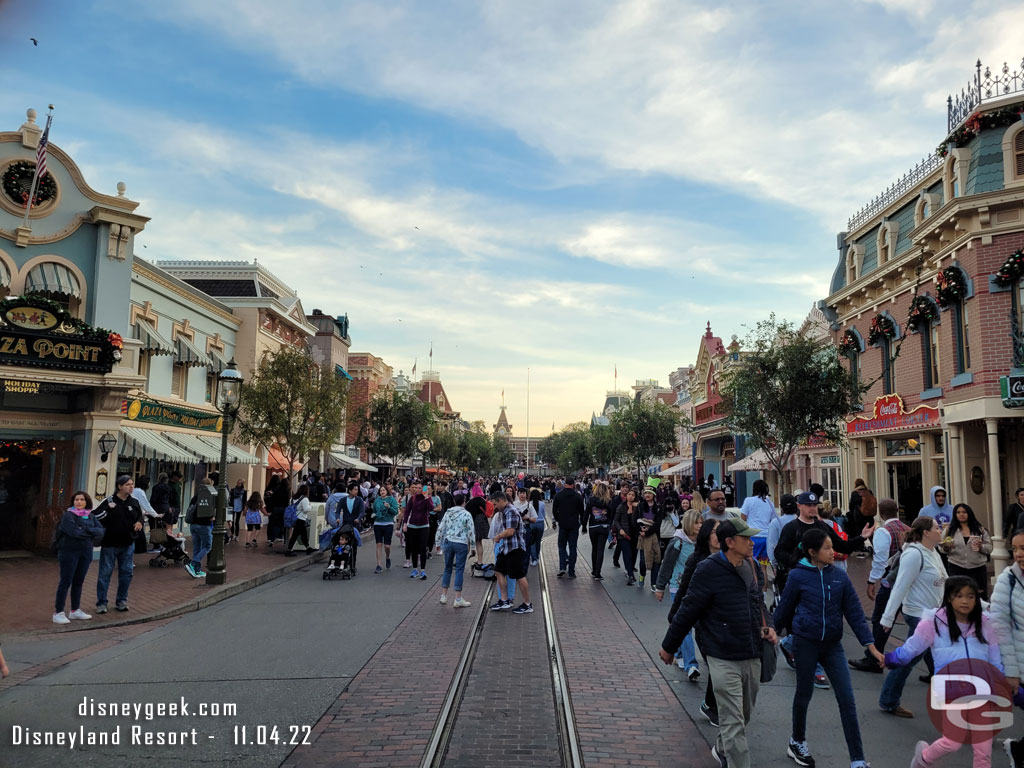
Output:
[881, 336, 895, 394]
[954, 298, 972, 373]
[879, 227, 891, 265]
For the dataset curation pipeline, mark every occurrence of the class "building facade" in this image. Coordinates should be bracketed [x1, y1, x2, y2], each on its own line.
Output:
[0, 108, 147, 550]
[346, 352, 393, 463]
[827, 58, 1024, 567]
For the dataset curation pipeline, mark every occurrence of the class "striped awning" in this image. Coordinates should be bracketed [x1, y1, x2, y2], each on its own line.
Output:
[24, 262, 82, 298]
[119, 427, 198, 463]
[335, 364, 354, 381]
[328, 452, 378, 473]
[133, 320, 174, 355]
[191, 434, 260, 465]
[161, 432, 221, 462]
[175, 335, 212, 368]
[0, 260, 9, 288]
[207, 347, 230, 373]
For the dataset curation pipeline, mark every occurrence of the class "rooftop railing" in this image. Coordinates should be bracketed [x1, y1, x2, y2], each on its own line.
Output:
[948, 57, 1024, 132]
[845, 154, 942, 233]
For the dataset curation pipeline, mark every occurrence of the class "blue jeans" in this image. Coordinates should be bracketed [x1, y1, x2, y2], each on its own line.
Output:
[528, 521, 545, 561]
[441, 540, 469, 591]
[781, 633, 825, 677]
[96, 544, 134, 607]
[190, 523, 213, 570]
[792, 636, 864, 762]
[56, 545, 93, 612]
[879, 614, 925, 710]
[557, 525, 579, 574]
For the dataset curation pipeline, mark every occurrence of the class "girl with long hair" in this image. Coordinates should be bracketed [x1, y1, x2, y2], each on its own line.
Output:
[583, 482, 613, 580]
[53, 491, 104, 624]
[244, 491, 266, 547]
[940, 503, 992, 599]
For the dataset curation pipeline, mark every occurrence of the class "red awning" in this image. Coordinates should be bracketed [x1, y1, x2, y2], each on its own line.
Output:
[267, 446, 304, 472]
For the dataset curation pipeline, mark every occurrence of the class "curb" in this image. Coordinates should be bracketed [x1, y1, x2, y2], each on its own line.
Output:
[4, 550, 326, 640]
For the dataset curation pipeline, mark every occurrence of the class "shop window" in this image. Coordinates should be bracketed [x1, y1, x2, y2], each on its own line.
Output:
[205, 373, 215, 403]
[933, 433, 944, 454]
[922, 320, 940, 390]
[886, 438, 922, 456]
[865, 441, 875, 458]
[954, 300, 972, 373]
[171, 362, 188, 399]
[881, 338, 895, 394]
[820, 467, 842, 510]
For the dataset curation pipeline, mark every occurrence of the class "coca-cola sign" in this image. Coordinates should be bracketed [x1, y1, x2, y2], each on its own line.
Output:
[846, 394, 940, 435]
[1001, 375, 1024, 407]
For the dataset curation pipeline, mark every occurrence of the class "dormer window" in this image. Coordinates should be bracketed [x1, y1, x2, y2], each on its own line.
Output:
[878, 227, 890, 265]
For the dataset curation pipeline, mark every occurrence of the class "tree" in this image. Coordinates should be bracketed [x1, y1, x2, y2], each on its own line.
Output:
[722, 316, 861, 492]
[609, 399, 679, 481]
[558, 430, 593, 474]
[237, 346, 349, 487]
[589, 422, 623, 470]
[353, 391, 434, 477]
[424, 421, 459, 470]
[455, 422, 494, 472]
[490, 433, 515, 473]
[536, 421, 589, 470]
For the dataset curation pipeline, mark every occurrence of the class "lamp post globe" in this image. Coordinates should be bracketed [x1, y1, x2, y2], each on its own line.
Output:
[207, 358, 242, 586]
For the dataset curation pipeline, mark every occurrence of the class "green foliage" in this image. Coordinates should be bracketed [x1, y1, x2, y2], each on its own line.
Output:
[424, 422, 459, 467]
[352, 390, 434, 474]
[589, 423, 623, 469]
[490, 433, 515, 472]
[609, 399, 680, 479]
[237, 346, 349, 484]
[722, 316, 860, 489]
[535, 422, 588, 468]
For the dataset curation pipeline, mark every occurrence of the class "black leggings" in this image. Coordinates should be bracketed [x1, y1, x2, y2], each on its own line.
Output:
[288, 520, 309, 550]
[407, 527, 429, 569]
[589, 527, 609, 576]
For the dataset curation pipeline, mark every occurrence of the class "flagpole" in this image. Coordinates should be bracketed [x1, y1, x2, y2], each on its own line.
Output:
[22, 106, 53, 228]
[526, 367, 530, 475]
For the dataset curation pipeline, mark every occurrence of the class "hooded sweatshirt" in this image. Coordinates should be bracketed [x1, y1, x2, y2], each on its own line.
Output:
[917, 485, 953, 525]
[881, 542, 947, 626]
[656, 528, 696, 593]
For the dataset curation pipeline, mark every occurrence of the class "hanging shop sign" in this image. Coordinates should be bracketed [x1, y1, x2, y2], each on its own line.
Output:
[0, 296, 120, 373]
[820, 455, 841, 465]
[846, 394, 940, 435]
[123, 397, 223, 432]
[1000, 374, 1024, 408]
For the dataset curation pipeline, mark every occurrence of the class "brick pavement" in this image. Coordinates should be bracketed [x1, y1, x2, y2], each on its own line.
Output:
[443, 564, 562, 767]
[0, 538, 321, 637]
[281, 568, 491, 768]
[541, 535, 715, 768]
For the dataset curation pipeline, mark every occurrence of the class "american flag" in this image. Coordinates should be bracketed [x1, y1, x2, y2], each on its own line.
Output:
[36, 114, 51, 179]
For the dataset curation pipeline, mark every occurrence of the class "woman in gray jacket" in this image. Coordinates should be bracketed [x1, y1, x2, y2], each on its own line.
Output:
[53, 491, 105, 625]
[940, 502, 993, 599]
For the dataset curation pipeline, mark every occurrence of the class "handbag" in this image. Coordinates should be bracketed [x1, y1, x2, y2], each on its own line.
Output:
[749, 558, 777, 683]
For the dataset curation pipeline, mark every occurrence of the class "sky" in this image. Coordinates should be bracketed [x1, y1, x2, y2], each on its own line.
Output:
[2, 0, 1022, 435]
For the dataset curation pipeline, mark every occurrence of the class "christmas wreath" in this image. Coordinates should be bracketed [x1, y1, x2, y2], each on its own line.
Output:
[837, 329, 860, 356]
[907, 295, 940, 332]
[935, 266, 968, 307]
[1, 161, 57, 209]
[868, 314, 897, 346]
[993, 249, 1024, 288]
[936, 104, 1024, 157]
[0, 294, 121, 368]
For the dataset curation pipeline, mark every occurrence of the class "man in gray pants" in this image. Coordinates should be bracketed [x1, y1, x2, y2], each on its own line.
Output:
[658, 518, 776, 768]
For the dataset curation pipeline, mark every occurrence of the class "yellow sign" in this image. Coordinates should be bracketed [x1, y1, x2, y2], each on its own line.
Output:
[124, 398, 223, 432]
[4, 306, 58, 331]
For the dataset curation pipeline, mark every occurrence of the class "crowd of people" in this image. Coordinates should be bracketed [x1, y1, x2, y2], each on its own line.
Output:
[42, 465, 1024, 768]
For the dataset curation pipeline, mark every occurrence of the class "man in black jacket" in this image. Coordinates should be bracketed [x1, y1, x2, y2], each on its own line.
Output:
[659, 518, 776, 768]
[552, 477, 584, 578]
[93, 475, 144, 613]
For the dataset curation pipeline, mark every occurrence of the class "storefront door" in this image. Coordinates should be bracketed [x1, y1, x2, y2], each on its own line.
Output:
[0, 439, 77, 551]
[887, 461, 924, 521]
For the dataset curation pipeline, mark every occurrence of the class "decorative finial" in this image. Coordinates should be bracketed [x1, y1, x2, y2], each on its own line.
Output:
[116, 182, 126, 197]
[26, 108, 36, 123]
[705, 321, 712, 336]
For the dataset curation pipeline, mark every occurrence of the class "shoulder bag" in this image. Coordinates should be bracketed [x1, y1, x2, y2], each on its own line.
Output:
[749, 558, 777, 683]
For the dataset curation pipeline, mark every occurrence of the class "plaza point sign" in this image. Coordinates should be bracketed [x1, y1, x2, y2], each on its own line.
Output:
[846, 394, 940, 435]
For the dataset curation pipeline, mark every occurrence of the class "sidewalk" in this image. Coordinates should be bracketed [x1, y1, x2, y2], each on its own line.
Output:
[0, 538, 322, 638]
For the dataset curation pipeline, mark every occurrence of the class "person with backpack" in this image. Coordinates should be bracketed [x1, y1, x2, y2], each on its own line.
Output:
[848, 478, 877, 557]
[990, 528, 1024, 765]
[655, 509, 702, 680]
[285, 484, 313, 557]
[878, 515, 947, 718]
[850, 498, 911, 673]
[185, 476, 217, 579]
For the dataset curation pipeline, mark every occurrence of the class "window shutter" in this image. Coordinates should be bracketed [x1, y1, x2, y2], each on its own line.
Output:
[1016, 130, 1024, 177]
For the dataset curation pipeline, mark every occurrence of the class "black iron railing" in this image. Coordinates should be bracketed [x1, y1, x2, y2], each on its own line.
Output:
[948, 57, 1024, 132]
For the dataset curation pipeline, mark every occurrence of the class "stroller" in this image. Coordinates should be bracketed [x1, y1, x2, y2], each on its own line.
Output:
[148, 523, 189, 568]
[323, 525, 355, 580]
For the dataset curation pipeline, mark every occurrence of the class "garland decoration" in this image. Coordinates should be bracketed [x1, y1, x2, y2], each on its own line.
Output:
[936, 104, 1024, 157]
[0, 294, 121, 367]
[1, 161, 57, 209]
[935, 266, 968, 307]
[993, 249, 1024, 287]
[907, 295, 940, 332]
[868, 314, 897, 346]
[837, 329, 860, 356]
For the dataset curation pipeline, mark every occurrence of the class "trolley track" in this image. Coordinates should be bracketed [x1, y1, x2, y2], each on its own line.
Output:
[420, 548, 583, 768]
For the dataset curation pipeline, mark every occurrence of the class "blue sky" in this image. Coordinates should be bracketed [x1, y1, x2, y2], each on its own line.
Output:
[2, 0, 1021, 434]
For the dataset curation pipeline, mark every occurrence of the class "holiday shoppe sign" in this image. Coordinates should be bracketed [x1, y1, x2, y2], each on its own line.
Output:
[846, 394, 940, 435]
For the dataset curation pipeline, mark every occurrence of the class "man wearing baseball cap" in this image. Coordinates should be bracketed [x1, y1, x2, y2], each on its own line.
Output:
[660, 517, 776, 768]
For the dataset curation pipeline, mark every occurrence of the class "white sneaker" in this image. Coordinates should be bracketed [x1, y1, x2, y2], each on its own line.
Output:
[453, 597, 471, 608]
[68, 609, 92, 620]
[676, 657, 687, 669]
[439, 594, 448, 604]
[52, 612, 70, 625]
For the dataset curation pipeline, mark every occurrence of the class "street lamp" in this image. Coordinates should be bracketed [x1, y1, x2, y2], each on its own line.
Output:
[98, 432, 117, 462]
[206, 359, 242, 586]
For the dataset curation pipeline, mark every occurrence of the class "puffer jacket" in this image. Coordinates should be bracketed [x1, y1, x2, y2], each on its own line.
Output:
[662, 552, 772, 661]
[656, 531, 695, 593]
[991, 563, 1024, 677]
[773, 559, 873, 646]
[887, 607, 1002, 672]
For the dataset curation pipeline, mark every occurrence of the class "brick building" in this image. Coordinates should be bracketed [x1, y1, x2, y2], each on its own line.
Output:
[345, 352, 393, 462]
[826, 57, 1024, 568]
